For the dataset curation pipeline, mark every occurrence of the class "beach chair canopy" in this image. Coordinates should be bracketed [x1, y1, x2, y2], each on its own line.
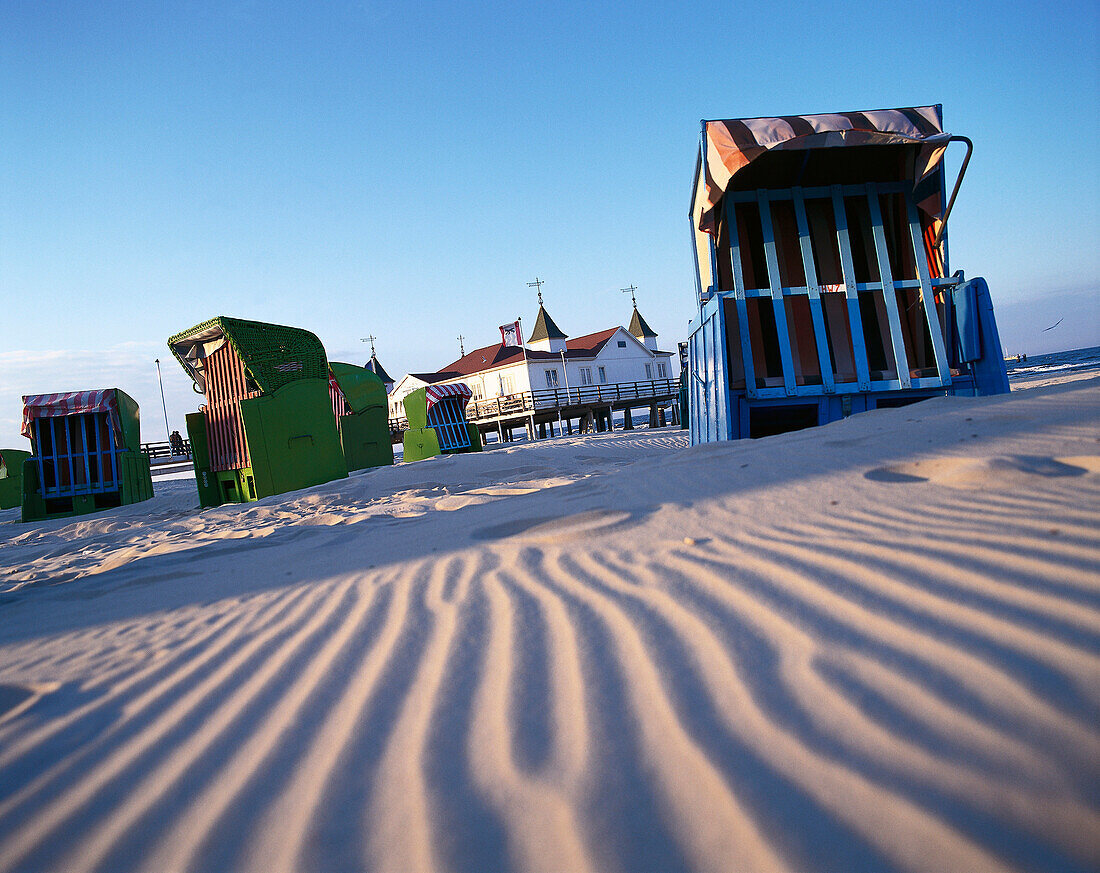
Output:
[168, 316, 329, 395]
[425, 383, 472, 415]
[693, 105, 950, 237]
[329, 362, 388, 414]
[21, 389, 133, 446]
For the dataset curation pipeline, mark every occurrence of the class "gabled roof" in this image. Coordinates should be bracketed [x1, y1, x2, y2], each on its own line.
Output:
[438, 343, 527, 376]
[565, 327, 619, 355]
[366, 354, 394, 385]
[528, 305, 568, 342]
[433, 327, 631, 379]
[628, 307, 658, 339]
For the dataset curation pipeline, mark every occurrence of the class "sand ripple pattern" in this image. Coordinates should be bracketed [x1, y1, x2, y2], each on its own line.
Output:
[0, 401, 1098, 872]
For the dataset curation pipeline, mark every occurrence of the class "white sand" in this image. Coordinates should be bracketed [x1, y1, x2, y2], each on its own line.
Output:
[0, 375, 1098, 873]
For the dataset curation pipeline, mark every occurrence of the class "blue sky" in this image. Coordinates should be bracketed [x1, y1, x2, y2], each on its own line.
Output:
[1, 0, 1097, 445]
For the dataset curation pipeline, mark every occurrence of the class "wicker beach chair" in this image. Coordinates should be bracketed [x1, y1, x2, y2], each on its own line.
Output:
[168, 316, 347, 507]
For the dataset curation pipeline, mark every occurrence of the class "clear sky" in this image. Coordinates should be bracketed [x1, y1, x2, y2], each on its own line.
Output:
[1, 0, 1097, 445]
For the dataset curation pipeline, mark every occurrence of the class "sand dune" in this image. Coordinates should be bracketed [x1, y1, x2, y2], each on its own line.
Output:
[1, 377, 1098, 872]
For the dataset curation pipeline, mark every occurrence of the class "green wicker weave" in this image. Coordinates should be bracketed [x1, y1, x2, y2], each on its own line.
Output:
[168, 316, 329, 395]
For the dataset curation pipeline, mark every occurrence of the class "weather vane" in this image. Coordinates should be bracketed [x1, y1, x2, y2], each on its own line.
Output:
[621, 284, 638, 307]
[528, 277, 545, 306]
[458, 334, 466, 356]
[360, 335, 377, 357]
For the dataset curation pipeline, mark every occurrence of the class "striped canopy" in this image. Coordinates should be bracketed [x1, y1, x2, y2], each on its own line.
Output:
[22, 390, 122, 441]
[695, 106, 949, 235]
[425, 383, 472, 414]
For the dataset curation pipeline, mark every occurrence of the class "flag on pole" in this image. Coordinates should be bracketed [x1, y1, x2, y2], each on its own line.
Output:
[499, 320, 522, 348]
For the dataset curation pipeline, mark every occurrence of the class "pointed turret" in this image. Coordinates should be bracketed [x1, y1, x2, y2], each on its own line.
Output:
[528, 304, 568, 353]
[628, 306, 659, 352]
[366, 354, 395, 393]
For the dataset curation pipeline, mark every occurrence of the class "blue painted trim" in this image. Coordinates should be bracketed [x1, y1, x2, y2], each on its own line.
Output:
[715, 298, 733, 439]
[34, 420, 47, 499]
[905, 191, 952, 385]
[865, 184, 911, 389]
[107, 418, 118, 491]
[792, 190, 836, 394]
[757, 191, 797, 396]
[724, 196, 758, 399]
[830, 186, 873, 391]
[63, 417, 77, 498]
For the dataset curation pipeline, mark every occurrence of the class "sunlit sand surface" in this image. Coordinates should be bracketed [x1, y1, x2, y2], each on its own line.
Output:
[1, 376, 1098, 873]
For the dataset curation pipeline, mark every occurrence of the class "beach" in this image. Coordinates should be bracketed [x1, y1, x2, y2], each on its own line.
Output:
[1, 373, 1098, 873]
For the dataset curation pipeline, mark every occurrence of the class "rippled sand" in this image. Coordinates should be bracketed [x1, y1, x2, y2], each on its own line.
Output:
[1, 377, 1098, 873]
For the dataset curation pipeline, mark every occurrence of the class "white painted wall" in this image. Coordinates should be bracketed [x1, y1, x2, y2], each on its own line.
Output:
[391, 327, 677, 415]
[389, 374, 429, 419]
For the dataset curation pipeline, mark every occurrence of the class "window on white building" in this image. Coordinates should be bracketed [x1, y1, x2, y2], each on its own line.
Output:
[545, 368, 559, 388]
[471, 383, 483, 400]
[645, 363, 653, 379]
[580, 367, 593, 385]
[598, 366, 607, 383]
[500, 375, 515, 395]
[617, 340, 627, 348]
[658, 362, 667, 379]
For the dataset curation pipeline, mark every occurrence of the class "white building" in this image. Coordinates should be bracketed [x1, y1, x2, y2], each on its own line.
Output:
[389, 302, 676, 420]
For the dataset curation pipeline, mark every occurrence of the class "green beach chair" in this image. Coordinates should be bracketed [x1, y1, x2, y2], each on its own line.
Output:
[328, 361, 394, 471]
[0, 449, 31, 510]
[169, 316, 348, 508]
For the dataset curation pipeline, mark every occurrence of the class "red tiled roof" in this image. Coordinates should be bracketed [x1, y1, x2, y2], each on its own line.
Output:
[436, 344, 527, 376]
[435, 327, 628, 379]
[566, 327, 619, 354]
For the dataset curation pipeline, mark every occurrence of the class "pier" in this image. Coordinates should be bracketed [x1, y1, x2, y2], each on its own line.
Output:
[390, 378, 681, 443]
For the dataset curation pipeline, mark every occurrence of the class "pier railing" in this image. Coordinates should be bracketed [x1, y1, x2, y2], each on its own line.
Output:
[472, 378, 678, 420]
[140, 440, 193, 462]
[388, 378, 677, 431]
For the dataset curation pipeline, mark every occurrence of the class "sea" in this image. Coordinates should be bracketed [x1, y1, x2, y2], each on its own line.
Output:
[1005, 345, 1100, 381]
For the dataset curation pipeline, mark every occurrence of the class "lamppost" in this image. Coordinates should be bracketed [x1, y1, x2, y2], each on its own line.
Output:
[154, 358, 170, 442]
[559, 348, 571, 436]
